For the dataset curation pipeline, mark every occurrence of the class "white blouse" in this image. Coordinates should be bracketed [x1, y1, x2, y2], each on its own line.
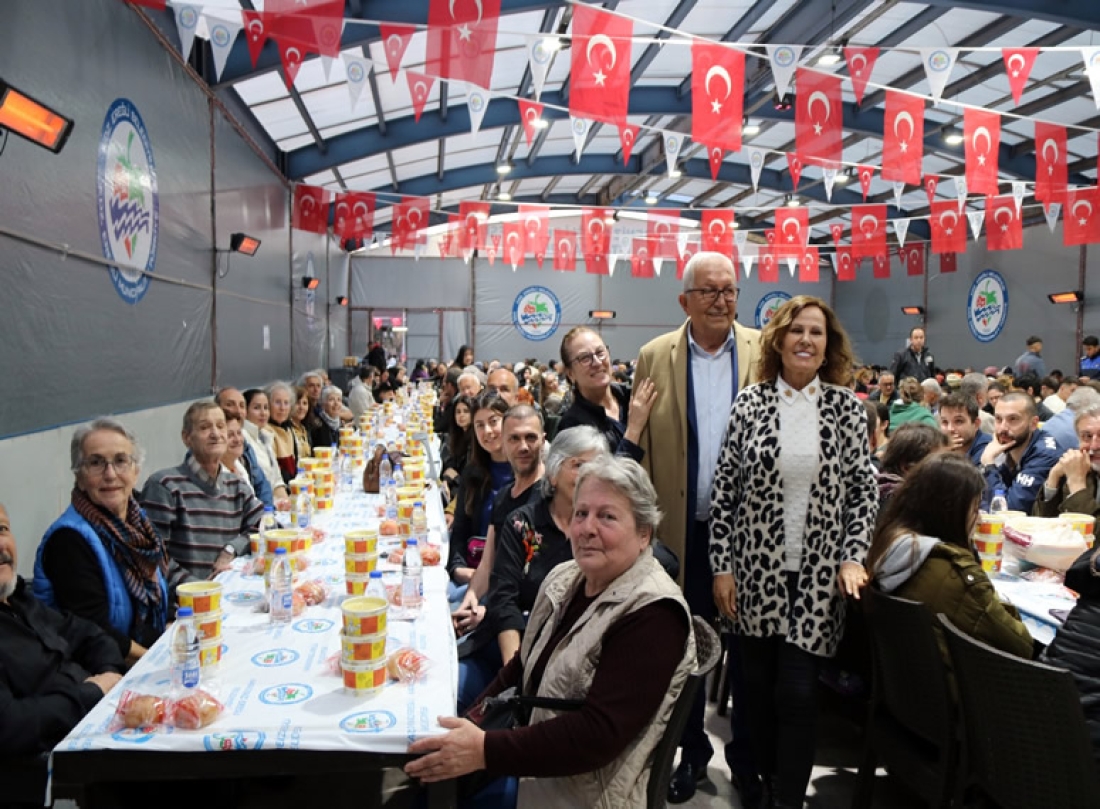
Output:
[776, 375, 822, 573]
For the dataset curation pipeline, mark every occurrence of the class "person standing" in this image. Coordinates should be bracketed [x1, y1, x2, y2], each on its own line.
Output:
[633, 251, 761, 804]
[1014, 335, 1048, 379]
[890, 326, 935, 383]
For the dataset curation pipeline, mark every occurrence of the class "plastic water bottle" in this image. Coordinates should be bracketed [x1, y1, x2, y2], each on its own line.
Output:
[394, 462, 405, 489]
[339, 451, 354, 494]
[269, 548, 293, 624]
[401, 539, 423, 618]
[412, 500, 428, 541]
[384, 478, 399, 520]
[294, 488, 312, 531]
[259, 505, 277, 541]
[170, 607, 201, 695]
[366, 570, 388, 604]
[379, 453, 393, 487]
[990, 488, 1008, 514]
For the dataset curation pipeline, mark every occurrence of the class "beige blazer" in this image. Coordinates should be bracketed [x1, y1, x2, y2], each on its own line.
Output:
[634, 319, 760, 584]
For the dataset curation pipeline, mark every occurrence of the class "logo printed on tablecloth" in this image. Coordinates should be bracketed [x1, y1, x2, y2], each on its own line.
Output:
[293, 618, 335, 634]
[251, 648, 300, 667]
[340, 710, 398, 734]
[204, 730, 267, 751]
[227, 591, 263, 605]
[259, 683, 314, 705]
[111, 725, 172, 744]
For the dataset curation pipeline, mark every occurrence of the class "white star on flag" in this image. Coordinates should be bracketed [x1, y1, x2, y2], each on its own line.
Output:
[711, 100, 722, 114]
[977, 154, 986, 166]
[594, 70, 606, 85]
[813, 123, 822, 135]
[899, 141, 908, 153]
[458, 24, 472, 41]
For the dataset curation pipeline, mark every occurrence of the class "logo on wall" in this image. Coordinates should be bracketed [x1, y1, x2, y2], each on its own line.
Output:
[967, 269, 1009, 343]
[754, 291, 792, 329]
[512, 286, 562, 341]
[96, 98, 159, 304]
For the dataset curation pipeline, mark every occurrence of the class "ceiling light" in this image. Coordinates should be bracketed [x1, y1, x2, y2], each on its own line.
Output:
[901, 305, 925, 315]
[742, 119, 760, 136]
[817, 50, 841, 66]
[0, 79, 73, 153]
[543, 37, 563, 52]
[1048, 290, 1083, 304]
[670, 169, 682, 178]
[645, 194, 658, 205]
[230, 232, 261, 256]
[532, 118, 549, 129]
[604, 212, 616, 224]
[835, 171, 851, 184]
[496, 164, 512, 174]
[943, 131, 964, 145]
[786, 195, 800, 207]
[732, 219, 740, 229]
[497, 191, 512, 201]
[589, 310, 616, 319]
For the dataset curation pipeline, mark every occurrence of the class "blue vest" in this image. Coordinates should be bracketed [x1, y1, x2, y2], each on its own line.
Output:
[33, 505, 166, 638]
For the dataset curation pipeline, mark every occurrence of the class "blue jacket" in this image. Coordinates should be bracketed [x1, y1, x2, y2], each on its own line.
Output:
[33, 505, 167, 640]
[967, 431, 992, 466]
[982, 428, 1063, 513]
[242, 443, 274, 507]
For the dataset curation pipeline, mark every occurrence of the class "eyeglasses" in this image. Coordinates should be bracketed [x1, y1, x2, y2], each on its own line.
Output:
[685, 286, 738, 305]
[569, 347, 609, 367]
[81, 455, 135, 475]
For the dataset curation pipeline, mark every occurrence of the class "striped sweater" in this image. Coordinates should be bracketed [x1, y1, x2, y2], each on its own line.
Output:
[139, 457, 262, 579]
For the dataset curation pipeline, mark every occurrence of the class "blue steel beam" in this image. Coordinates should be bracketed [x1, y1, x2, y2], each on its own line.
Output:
[916, 0, 1100, 29]
[675, 0, 779, 98]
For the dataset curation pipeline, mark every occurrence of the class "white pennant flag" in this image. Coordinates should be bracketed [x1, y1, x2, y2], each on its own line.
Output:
[342, 54, 371, 110]
[741, 248, 755, 278]
[734, 230, 748, 251]
[172, 4, 201, 61]
[920, 48, 958, 104]
[571, 116, 591, 159]
[653, 257, 664, 277]
[831, 252, 841, 275]
[1011, 181, 1027, 215]
[746, 147, 765, 193]
[954, 175, 968, 211]
[320, 56, 335, 82]
[466, 86, 490, 136]
[608, 255, 620, 277]
[822, 168, 837, 201]
[786, 257, 798, 277]
[967, 210, 985, 241]
[527, 36, 555, 101]
[414, 240, 425, 261]
[206, 16, 242, 82]
[677, 231, 690, 256]
[893, 181, 906, 209]
[664, 131, 685, 177]
[766, 45, 803, 100]
[894, 218, 910, 248]
[1045, 201, 1062, 233]
[1083, 48, 1100, 109]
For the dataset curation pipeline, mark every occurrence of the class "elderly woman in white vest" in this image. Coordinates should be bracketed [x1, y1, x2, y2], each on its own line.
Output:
[405, 456, 695, 808]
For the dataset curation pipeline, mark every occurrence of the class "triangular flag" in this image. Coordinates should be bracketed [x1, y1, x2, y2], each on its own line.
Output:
[894, 217, 910, 247]
[829, 223, 843, 245]
[1001, 48, 1038, 106]
[746, 147, 765, 193]
[892, 181, 905, 209]
[652, 257, 664, 277]
[1045, 201, 1062, 233]
[967, 209, 985, 241]
[799, 246, 820, 283]
[1012, 181, 1026, 215]
[766, 45, 803, 100]
[920, 48, 958, 104]
[924, 175, 938, 206]
[571, 116, 591, 159]
[406, 71, 434, 123]
[172, 4, 201, 61]
[466, 86, 490, 136]
[843, 46, 880, 106]
[241, 10, 266, 68]
[619, 124, 639, 164]
[786, 257, 798, 277]
[278, 40, 306, 89]
[518, 99, 544, 147]
[527, 36, 555, 101]
[707, 145, 725, 180]
[207, 16, 242, 81]
[954, 175, 968, 211]
[379, 24, 415, 82]
[740, 248, 755, 278]
[858, 165, 874, 200]
[822, 167, 837, 201]
[786, 152, 803, 189]
[320, 55, 335, 82]
[342, 54, 371, 110]
[734, 230, 748, 251]
[664, 131, 685, 177]
[1082, 48, 1100, 108]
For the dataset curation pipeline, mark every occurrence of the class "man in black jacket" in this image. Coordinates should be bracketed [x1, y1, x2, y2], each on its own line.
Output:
[890, 326, 936, 382]
[0, 504, 124, 754]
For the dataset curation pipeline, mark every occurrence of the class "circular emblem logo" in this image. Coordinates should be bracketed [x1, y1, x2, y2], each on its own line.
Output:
[470, 93, 484, 112]
[572, 118, 587, 136]
[755, 291, 792, 329]
[927, 49, 951, 72]
[512, 286, 562, 341]
[179, 7, 198, 27]
[750, 150, 763, 169]
[532, 41, 552, 65]
[773, 46, 796, 67]
[967, 269, 1009, 343]
[293, 618, 335, 634]
[341, 710, 398, 734]
[96, 98, 159, 304]
[347, 62, 364, 82]
[204, 730, 266, 751]
[258, 683, 313, 705]
[251, 648, 300, 667]
[211, 24, 231, 48]
[226, 590, 263, 605]
[111, 725, 171, 744]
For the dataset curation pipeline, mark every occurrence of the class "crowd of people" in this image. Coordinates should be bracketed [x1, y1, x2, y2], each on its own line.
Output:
[7, 249, 1100, 807]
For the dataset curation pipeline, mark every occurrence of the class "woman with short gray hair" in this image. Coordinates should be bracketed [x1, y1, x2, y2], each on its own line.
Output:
[310, 385, 344, 448]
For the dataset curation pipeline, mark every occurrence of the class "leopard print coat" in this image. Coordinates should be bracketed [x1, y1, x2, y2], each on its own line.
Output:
[709, 381, 878, 657]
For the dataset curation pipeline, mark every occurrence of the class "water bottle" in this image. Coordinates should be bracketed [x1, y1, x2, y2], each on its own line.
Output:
[366, 570, 388, 604]
[170, 607, 201, 694]
[379, 453, 393, 487]
[294, 488, 312, 531]
[384, 478, 398, 520]
[394, 462, 405, 489]
[411, 500, 428, 541]
[401, 539, 423, 618]
[259, 505, 277, 541]
[990, 488, 1008, 514]
[269, 548, 293, 624]
[339, 451, 354, 494]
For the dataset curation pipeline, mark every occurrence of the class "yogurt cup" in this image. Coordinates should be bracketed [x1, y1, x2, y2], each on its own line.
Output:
[344, 530, 378, 556]
[972, 537, 1004, 555]
[345, 574, 370, 596]
[340, 632, 387, 663]
[195, 614, 223, 642]
[344, 553, 379, 576]
[342, 596, 388, 636]
[341, 658, 386, 697]
[177, 582, 223, 615]
[199, 636, 223, 669]
[1060, 512, 1096, 544]
[978, 552, 1002, 574]
[264, 529, 310, 555]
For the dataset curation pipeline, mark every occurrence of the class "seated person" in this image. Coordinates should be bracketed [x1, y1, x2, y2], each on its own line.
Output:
[310, 385, 344, 449]
[35, 419, 189, 667]
[222, 414, 254, 494]
[0, 504, 124, 754]
[1034, 402, 1100, 519]
[888, 377, 939, 434]
[140, 401, 263, 579]
[876, 422, 947, 507]
[980, 391, 1063, 513]
[938, 392, 991, 466]
[214, 387, 277, 508]
[406, 458, 694, 807]
[868, 454, 1032, 659]
[440, 394, 475, 500]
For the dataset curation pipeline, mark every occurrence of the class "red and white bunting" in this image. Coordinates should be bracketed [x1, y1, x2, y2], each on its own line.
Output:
[843, 46, 879, 106]
[406, 71, 435, 122]
[619, 123, 640, 164]
[1002, 48, 1038, 106]
[518, 99, 544, 147]
[379, 24, 415, 81]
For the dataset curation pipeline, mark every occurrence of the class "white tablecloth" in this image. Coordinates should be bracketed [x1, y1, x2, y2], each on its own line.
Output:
[992, 574, 1077, 647]
[55, 486, 457, 757]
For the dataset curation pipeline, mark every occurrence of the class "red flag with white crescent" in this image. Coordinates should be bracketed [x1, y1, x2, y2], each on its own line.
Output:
[631, 237, 655, 278]
[774, 207, 809, 259]
[765, 228, 776, 247]
[393, 196, 430, 249]
[241, 10, 267, 67]
[691, 41, 745, 153]
[787, 152, 803, 189]
[852, 204, 886, 259]
[795, 68, 842, 167]
[487, 232, 501, 265]
[843, 46, 879, 105]
[1064, 187, 1100, 246]
[882, 90, 925, 186]
[701, 210, 735, 255]
[1034, 122, 1067, 204]
[441, 215, 460, 257]
[618, 124, 639, 164]
[585, 252, 609, 275]
[924, 175, 939, 206]
[406, 71, 435, 122]
[333, 191, 376, 240]
[799, 246, 819, 283]
[903, 243, 925, 275]
[829, 222, 844, 246]
[581, 208, 611, 256]
[426, 0, 502, 90]
[519, 204, 549, 262]
[986, 195, 1022, 252]
[858, 165, 874, 200]
[518, 99, 544, 147]
[940, 252, 957, 273]
[459, 201, 490, 251]
[1001, 47, 1038, 106]
[292, 184, 330, 234]
[835, 245, 856, 281]
[677, 240, 701, 280]
[569, 5, 632, 125]
[872, 252, 890, 279]
[379, 24, 415, 81]
[964, 108, 1001, 196]
[502, 221, 525, 267]
[930, 199, 967, 254]
[278, 40, 305, 88]
[553, 230, 577, 271]
[707, 145, 725, 180]
[758, 247, 778, 283]
[647, 209, 679, 259]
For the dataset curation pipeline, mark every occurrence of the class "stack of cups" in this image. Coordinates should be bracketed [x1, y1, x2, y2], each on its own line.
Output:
[177, 581, 224, 670]
[311, 464, 335, 511]
[344, 529, 379, 595]
[313, 445, 336, 472]
[340, 429, 365, 468]
[1060, 513, 1097, 548]
[973, 513, 1006, 573]
[340, 596, 388, 697]
[263, 529, 310, 589]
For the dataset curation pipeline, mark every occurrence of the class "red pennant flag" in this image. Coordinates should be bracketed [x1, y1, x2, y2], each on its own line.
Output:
[266, 0, 342, 54]
[775, 207, 809, 259]
[707, 145, 725, 180]
[758, 247, 778, 283]
[519, 204, 550, 262]
[940, 252, 957, 273]
[585, 252, 610, 275]
[631, 237, 655, 278]
[581, 208, 611, 256]
[691, 42, 745, 153]
[843, 46, 879, 106]
[292, 184, 330, 234]
[787, 152, 803, 189]
[333, 191, 376, 241]
[1035, 122, 1068, 204]
[310, 12, 344, 58]
[426, 0, 501, 90]
[872, 252, 890, 279]
[487, 232, 501, 265]
[964, 108, 1001, 196]
[393, 196, 430, 249]
[518, 100, 544, 147]
[903, 243, 925, 276]
[852, 204, 886, 259]
[1002, 47, 1038, 106]
[647, 209, 680, 259]
[677, 240, 701, 280]
[986, 195, 1023, 252]
[379, 24, 415, 81]
[406, 71, 435, 122]
[924, 175, 939, 206]
[241, 10, 268, 67]
[882, 90, 925, 186]
[701, 210, 735, 255]
[569, 5, 632, 125]
[1065, 187, 1100, 246]
[459, 201, 490, 251]
[858, 165, 874, 200]
[278, 40, 306, 88]
[930, 199, 967, 254]
[795, 68, 842, 166]
[553, 230, 577, 271]
[829, 222, 844, 245]
[441, 215, 459, 258]
[765, 229, 776, 247]
[836, 246, 856, 281]
[618, 124, 639, 164]
[502, 221, 525, 267]
[799, 246, 820, 283]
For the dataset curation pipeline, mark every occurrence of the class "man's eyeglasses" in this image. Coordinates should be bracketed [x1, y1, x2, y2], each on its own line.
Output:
[80, 455, 135, 475]
[685, 286, 738, 305]
[569, 347, 609, 367]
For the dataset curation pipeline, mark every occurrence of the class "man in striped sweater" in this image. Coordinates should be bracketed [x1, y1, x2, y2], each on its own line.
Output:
[140, 401, 263, 579]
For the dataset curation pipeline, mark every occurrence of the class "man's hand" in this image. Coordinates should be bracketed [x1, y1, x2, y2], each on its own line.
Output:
[980, 437, 1016, 466]
[85, 672, 122, 695]
[947, 433, 968, 453]
[212, 549, 235, 575]
[1062, 449, 1092, 495]
[713, 573, 737, 620]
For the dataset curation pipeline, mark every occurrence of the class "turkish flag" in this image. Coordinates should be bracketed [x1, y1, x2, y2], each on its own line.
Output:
[584, 252, 610, 275]
[553, 230, 577, 271]
[965, 108, 1001, 196]
[441, 215, 460, 258]
[266, 0, 343, 83]
[775, 207, 809, 259]
[787, 152, 804, 189]
[795, 68, 842, 166]
[677, 240, 702, 280]
[1002, 47, 1038, 106]
[701, 210, 735, 255]
[758, 247, 778, 283]
[852, 204, 886, 259]
[858, 165, 875, 200]
[835, 246, 856, 281]
[581, 208, 611, 256]
[502, 222, 525, 267]
[1035, 122, 1067, 203]
[924, 175, 939, 206]
[486, 232, 500, 265]
[844, 46, 879, 105]
[691, 42, 745, 153]
[459, 201, 490, 251]
[647, 209, 679, 259]
[406, 71, 434, 122]
[379, 24, 415, 80]
[1065, 187, 1100, 246]
[517, 100, 544, 147]
[986, 195, 1023, 252]
[930, 199, 967, 254]
[426, 0, 501, 90]
[569, 5, 632, 125]
[292, 184, 329, 233]
[872, 253, 890, 279]
[619, 124, 639, 164]
[707, 145, 725, 180]
[519, 204, 550, 263]
[631, 238, 655, 278]
[799, 246, 820, 283]
[902, 243, 924, 275]
[277, 40, 305, 88]
[940, 252, 957, 273]
[765, 229, 776, 247]
[241, 11, 267, 67]
[333, 192, 375, 241]
[882, 90, 924, 185]
[829, 223, 844, 245]
[393, 196, 430, 249]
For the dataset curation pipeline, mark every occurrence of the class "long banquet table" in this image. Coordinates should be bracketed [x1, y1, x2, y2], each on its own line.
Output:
[50, 485, 457, 808]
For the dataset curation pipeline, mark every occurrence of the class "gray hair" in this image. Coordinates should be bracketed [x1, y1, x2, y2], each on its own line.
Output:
[321, 385, 343, 404]
[541, 426, 611, 497]
[959, 372, 988, 399]
[1070, 391, 1100, 423]
[71, 417, 145, 473]
[458, 370, 485, 389]
[920, 378, 943, 398]
[574, 456, 663, 541]
[267, 380, 294, 403]
[681, 250, 734, 292]
[297, 370, 323, 387]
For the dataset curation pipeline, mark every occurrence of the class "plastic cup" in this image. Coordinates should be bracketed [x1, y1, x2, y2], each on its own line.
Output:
[342, 596, 388, 636]
[1060, 513, 1096, 546]
[195, 614, 223, 642]
[972, 537, 1004, 555]
[264, 529, 308, 556]
[978, 553, 1002, 574]
[345, 574, 370, 596]
[344, 553, 379, 576]
[340, 632, 387, 663]
[177, 582, 223, 615]
[977, 513, 1006, 536]
[344, 530, 378, 556]
[341, 658, 386, 697]
[199, 636, 223, 669]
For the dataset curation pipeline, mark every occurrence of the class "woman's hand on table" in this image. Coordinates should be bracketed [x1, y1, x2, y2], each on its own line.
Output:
[712, 573, 737, 620]
[405, 716, 486, 782]
[838, 561, 868, 599]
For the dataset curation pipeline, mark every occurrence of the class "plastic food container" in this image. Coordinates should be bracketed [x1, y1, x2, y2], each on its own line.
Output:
[296, 458, 322, 472]
[344, 553, 379, 576]
[195, 614, 223, 642]
[344, 530, 378, 556]
[313, 446, 335, 462]
[1061, 512, 1096, 545]
[199, 636, 223, 669]
[315, 496, 334, 511]
[340, 632, 387, 663]
[341, 658, 386, 697]
[973, 537, 1004, 555]
[345, 574, 370, 596]
[977, 514, 1006, 536]
[177, 582, 223, 615]
[342, 596, 388, 636]
[264, 529, 310, 555]
[397, 485, 423, 501]
[288, 477, 315, 497]
[978, 553, 1002, 574]
[311, 469, 335, 487]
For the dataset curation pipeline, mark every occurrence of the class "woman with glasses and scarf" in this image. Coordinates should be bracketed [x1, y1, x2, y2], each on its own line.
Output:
[555, 326, 657, 461]
[34, 419, 192, 668]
